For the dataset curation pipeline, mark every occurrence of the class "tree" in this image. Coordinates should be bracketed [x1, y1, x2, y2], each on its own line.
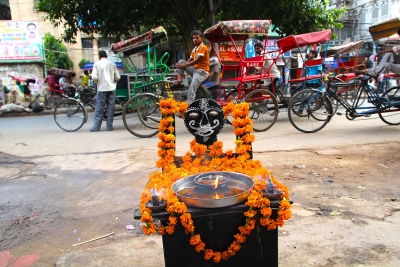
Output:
[220, 0, 345, 36]
[37, 0, 344, 54]
[78, 59, 90, 69]
[43, 33, 73, 70]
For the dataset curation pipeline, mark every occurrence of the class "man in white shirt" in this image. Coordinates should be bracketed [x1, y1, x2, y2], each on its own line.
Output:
[90, 50, 121, 132]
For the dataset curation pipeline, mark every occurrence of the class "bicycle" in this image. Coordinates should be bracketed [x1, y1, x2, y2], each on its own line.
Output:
[287, 73, 400, 133]
[54, 88, 127, 132]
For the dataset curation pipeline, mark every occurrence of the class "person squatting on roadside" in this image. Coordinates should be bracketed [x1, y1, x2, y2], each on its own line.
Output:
[352, 28, 400, 78]
[253, 42, 281, 93]
[175, 30, 210, 104]
[90, 50, 121, 132]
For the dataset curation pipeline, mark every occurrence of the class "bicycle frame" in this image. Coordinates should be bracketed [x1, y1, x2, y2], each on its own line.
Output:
[323, 76, 400, 118]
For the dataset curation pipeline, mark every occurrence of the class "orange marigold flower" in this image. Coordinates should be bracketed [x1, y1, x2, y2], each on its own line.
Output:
[190, 234, 201, 245]
[234, 233, 247, 243]
[267, 220, 277, 231]
[260, 207, 272, 217]
[195, 241, 205, 252]
[244, 209, 257, 218]
[143, 222, 156, 235]
[213, 252, 222, 263]
[158, 225, 166, 235]
[141, 212, 152, 222]
[238, 225, 251, 235]
[166, 225, 175, 234]
[168, 216, 177, 225]
[222, 251, 230, 260]
[204, 249, 214, 260]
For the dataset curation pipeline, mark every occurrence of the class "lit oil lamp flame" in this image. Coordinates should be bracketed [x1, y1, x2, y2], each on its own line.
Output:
[212, 175, 219, 189]
[212, 193, 220, 199]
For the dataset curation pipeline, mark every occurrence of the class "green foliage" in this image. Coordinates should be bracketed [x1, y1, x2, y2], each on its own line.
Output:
[43, 33, 73, 70]
[78, 59, 90, 69]
[37, 0, 345, 52]
[221, 0, 345, 36]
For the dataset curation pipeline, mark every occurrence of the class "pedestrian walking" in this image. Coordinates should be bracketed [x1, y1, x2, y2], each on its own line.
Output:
[90, 50, 120, 132]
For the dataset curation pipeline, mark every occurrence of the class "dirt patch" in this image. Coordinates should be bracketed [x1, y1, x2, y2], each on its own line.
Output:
[1, 142, 400, 266]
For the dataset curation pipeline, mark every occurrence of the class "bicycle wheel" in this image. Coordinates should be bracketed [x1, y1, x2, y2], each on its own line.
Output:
[138, 94, 163, 129]
[122, 94, 161, 138]
[242, 89, 278, 132]
[379, 87, 400, 125]
[54, 99, 87, 132]
[288, 89, 333, 133]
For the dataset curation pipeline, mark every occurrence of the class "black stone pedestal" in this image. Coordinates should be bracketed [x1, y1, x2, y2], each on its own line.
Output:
[134, 201, 280, 267]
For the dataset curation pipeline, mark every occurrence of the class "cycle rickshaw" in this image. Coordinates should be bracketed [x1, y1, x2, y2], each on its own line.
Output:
[286, 18, 400, 133]
[273, 30, 369, 116]
[123, 20, 280, 138]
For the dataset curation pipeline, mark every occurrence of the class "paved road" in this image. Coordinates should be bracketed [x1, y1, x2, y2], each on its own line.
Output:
[0, 108, 399, 266]
[1, 107, 399, 158]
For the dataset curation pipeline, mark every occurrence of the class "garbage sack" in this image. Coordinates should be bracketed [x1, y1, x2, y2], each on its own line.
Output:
[28, 102, 44, 113]
[0, 103, 32, 113]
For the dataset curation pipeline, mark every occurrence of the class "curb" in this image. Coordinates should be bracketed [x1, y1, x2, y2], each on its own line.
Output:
[0, 108, 99, 118]
[0, 110, 54, 117]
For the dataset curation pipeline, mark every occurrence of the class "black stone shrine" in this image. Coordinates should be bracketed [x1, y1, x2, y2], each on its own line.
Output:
[134, 201, 281, 267]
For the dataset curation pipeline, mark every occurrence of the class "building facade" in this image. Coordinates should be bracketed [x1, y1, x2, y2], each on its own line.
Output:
[331, 0, 400, 44]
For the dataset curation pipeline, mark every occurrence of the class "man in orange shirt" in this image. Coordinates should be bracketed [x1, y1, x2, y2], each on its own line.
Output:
[176, 30, 209, 104]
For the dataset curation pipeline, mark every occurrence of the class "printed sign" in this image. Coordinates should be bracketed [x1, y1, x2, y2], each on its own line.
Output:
[263, 39, 290, 66]
[0, 21, 43, 62]
[208, 45, 241, 61]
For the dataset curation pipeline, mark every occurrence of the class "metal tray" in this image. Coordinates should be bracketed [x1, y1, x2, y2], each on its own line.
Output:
[172, 171, 254, 208]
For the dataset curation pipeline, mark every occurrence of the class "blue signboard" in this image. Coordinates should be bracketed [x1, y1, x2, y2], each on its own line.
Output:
[323, 58, 347, 69]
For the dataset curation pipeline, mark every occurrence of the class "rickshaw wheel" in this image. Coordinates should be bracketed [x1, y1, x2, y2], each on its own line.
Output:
[379, 87, 400, 125]
[288, 89, 333, 133]
[242, 89, 278, 132]
[122, 94, 161, 138]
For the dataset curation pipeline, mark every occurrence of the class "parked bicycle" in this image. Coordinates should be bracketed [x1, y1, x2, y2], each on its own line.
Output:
[287, 73, 400, 133]
[53, 87, 127, 132]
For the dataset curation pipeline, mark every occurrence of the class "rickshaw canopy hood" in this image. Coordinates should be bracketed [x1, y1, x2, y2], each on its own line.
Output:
[324, 40, 364, 57]
[110, 26, 167, 57]
[369, 17, 400, 41]
[204, 20, 271, 42]
[277, 29, 331, 53]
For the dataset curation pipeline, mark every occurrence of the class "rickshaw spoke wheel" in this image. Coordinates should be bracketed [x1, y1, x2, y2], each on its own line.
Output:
[288, 89, 333, 133]
[242, 89, 278, 132]
[122, 94, 161, 138]
[379, 87, 400, 125]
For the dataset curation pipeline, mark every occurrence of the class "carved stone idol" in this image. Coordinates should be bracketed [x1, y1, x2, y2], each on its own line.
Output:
[184, 99, 225, 146]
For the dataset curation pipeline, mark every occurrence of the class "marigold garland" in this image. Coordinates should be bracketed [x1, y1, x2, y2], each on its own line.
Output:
[139, 99, 291, 263]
